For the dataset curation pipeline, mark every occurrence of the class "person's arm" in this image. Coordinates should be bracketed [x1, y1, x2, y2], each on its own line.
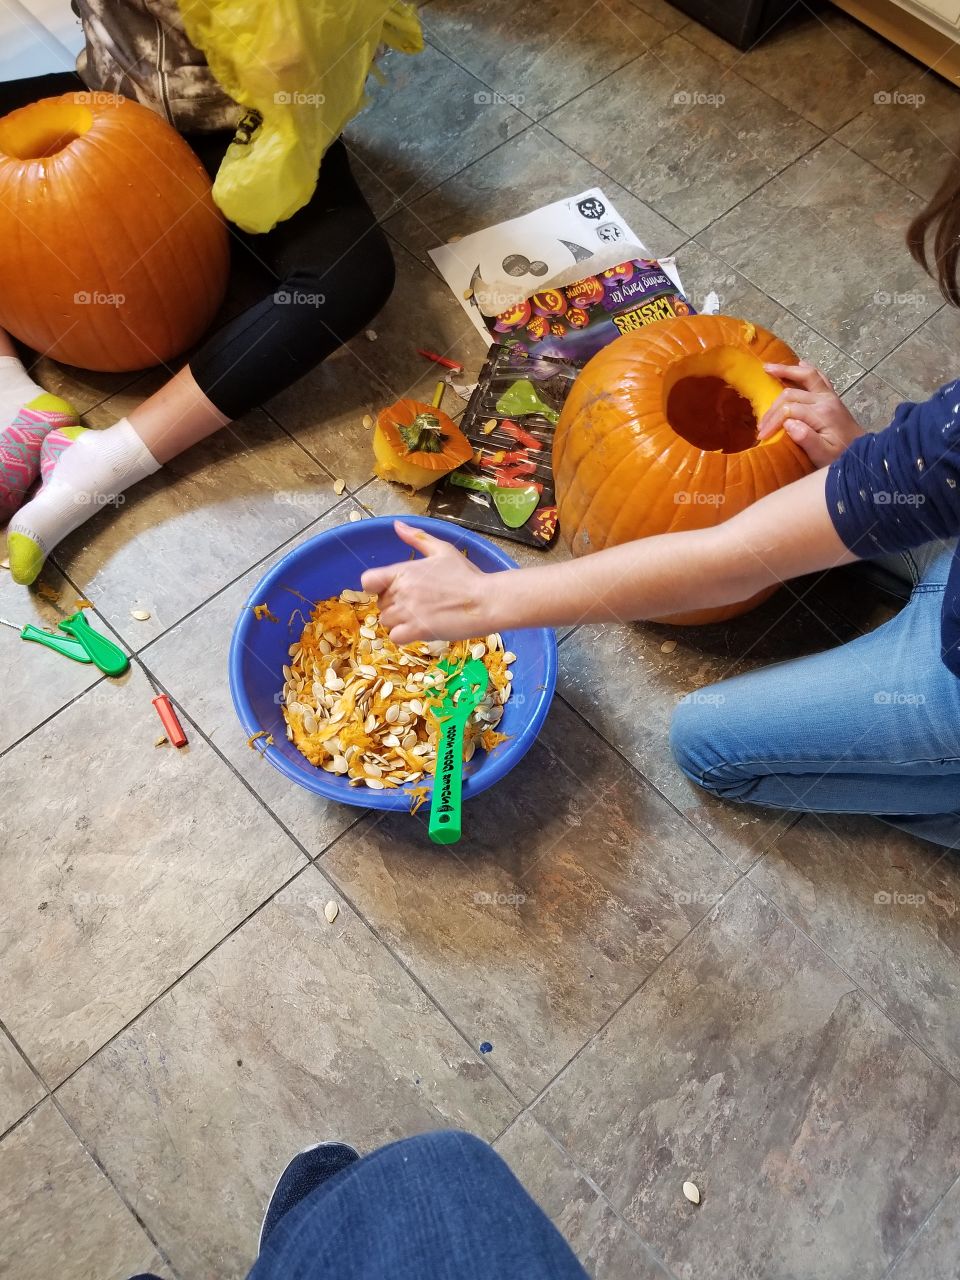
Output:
[361, 468, 853, 642]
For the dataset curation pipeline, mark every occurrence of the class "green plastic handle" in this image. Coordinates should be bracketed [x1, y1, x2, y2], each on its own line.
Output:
[429, 711, 469, 844]
[19, 623, 93, 664]
[428, 659, 489, 846]
[57, 611, 130, 676]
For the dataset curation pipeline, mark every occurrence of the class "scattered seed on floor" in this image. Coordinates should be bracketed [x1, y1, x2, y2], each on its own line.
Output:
[154, 736, 168, 747]
[682, 1181, 701, 1205]
[333, 478, 347, 495]
[660, 640, 677, 654]
[362, 413, 374, 429]
[131, 608, 151, 621]
[0, 557, 9, 570]
[324, 900, 339, 923]
[365, 328, 378, 341]
[349, 510, 362, 522]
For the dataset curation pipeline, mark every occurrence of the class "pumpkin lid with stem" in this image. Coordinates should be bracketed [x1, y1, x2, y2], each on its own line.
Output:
[376, 398, 474, 474]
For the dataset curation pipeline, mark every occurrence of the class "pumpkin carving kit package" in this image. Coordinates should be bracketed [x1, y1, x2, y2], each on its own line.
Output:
[426, 190, 696, 547]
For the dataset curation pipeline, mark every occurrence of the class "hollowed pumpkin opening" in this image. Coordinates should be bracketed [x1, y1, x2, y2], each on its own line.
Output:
[662, 344, 781, 455]
[667, 376, 757, 454]
[0, 103, 94, 159]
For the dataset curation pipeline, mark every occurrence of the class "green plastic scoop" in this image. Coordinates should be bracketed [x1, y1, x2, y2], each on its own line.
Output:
[0, 609, 129, 676]
[449, 471, 540, 529]
[495, 378, 559, 424]
[428, 657, 489, 845]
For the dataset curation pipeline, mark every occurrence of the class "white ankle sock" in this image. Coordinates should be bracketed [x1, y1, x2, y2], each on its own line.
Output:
[8, 418, 160, 584]
[0, 356, 43, 416]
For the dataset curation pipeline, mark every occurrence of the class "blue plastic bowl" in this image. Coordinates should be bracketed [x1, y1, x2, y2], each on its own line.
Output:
[229, 515, 557, 810]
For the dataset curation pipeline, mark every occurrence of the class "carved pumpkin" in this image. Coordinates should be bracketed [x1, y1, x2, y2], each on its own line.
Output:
[373, 398, 474, 490]
[0, 92, 229, 372]
[553, 314, 814, 625]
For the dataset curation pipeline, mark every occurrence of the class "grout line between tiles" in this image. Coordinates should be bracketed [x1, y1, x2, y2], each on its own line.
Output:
[47, 1089, 183, 1280]
[879, 1165, 960, 1279]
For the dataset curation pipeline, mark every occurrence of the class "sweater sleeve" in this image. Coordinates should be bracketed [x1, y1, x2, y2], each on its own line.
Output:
[825, 379, 960, 557]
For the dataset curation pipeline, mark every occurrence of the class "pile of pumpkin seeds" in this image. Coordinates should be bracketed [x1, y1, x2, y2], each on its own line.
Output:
[281, 589, 515, 789]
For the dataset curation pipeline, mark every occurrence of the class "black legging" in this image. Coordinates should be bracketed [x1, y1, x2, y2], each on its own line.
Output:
[0, 73, 395, 420]
[185, 130, 395, 420]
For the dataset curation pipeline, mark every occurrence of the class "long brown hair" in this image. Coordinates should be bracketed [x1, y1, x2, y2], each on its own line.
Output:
[908, 159, 960, 307]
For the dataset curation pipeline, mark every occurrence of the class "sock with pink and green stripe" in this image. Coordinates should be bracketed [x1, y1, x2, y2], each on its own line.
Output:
[0, 357, 79, 523]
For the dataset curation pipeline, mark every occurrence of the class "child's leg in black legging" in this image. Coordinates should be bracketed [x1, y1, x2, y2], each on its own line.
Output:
[189, 139, 395, 419]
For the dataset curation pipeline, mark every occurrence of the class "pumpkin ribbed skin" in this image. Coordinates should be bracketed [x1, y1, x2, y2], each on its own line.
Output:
[0, 93, 229, 372]
[553, 314, 815, 625]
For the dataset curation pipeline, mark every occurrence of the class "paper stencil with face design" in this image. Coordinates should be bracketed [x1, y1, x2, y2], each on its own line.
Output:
[429, 188, 650, 342]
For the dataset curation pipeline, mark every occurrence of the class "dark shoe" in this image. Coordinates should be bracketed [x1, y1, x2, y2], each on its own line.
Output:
[259, 1141, 360, 1252]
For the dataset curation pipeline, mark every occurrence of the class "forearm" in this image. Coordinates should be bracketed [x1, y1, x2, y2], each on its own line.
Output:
[476, 469, 854, 632]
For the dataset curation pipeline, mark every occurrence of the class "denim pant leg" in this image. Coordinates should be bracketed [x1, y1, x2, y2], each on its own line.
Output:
[247, 1130, 589, 1280]
[670, 543, 960, 848]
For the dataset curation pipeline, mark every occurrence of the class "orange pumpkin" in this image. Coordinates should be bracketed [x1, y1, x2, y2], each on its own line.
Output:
[553, 314, 814, 625]
[372, 398, 474, 490]
[0, 92, 229, 372]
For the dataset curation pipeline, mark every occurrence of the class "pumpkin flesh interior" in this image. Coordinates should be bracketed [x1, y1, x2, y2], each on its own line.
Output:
[661, 345, 784, 455]
[0, 102, 94, 159]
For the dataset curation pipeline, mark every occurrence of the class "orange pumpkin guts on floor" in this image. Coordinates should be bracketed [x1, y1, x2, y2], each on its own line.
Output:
[0, 92, 229, 372]
[373, 398, 474, 489]
[553, 314, 815, 625]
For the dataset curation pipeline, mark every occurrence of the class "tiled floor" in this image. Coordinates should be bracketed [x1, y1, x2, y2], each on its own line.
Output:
[3, 3, 960, 1277]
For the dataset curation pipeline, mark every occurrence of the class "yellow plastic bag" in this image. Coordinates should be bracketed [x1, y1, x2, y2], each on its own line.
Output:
[176, 0, 423, 233]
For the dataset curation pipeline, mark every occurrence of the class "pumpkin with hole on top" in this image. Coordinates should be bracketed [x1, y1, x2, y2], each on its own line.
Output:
[373, 398, 474, 490]
[0, 92, 229, 372]
[553, 313, 814, 625]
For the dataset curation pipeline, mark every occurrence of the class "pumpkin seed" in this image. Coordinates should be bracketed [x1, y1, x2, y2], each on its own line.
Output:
[661, 640, 677, 654]
[402, 730, 418, 750]
[358, 663, 377, 679]
[409, 699, 424, 716]
[364, 776, 385, 790]
[349, 510, 362, 522]
[470, 642, 486, 661]
[362, 414, 374, 428]
[380, 680, 394, 699]
[330, 755, 349, 773]
[303, 712, 318, 734]
[288, 643, 300, 657]
[359, 625, 377, 640]
[382, 733, 401, 748]
[503, 650, 517, 664]
[130, 608, 151, 621]
[364, 762, 383, 778]
[333, 478, 347, 495]
[324, 900, 340, 923]
[384, 703, 401, 724]
[682, 1181, 700, 1205]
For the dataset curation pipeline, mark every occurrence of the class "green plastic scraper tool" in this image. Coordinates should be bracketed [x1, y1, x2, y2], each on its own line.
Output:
[428, 657, 489, 845]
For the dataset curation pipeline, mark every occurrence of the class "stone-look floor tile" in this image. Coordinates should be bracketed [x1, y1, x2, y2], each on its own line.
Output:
[682, 7, 917, 134]
[385, 124, 686, 274]
[0, 1029, 43, 1136]
[888, 1173, 960, 1279]
[627, 0, 688, 31]
[841, 369, 906, 430]
[699, 139, 938, 366]
[58, 867, 518, 1278]
[0, 671, 305, 1086]
[545, 33, 822, 236]
[22, 354, 139, 416]
[344, 44, 527, 219]
[681, 240, 863, 391]
[323, 700, 737, 1101]
[50, 403, 337, 651]
[423, 0, 670, 120]
[535, 882, 960, 1280]
[0, 563, 102, 754]
[875, 306, 960, 402]
[0, 1102, 164, 1280]
[265, 243, 490, 489]
[836, 67, 960, 201]
[751, 813, 960, 1077]
[496, 1113, 672, 1279]
[144, 498, 369, 857]
[558, 579, 862, 866]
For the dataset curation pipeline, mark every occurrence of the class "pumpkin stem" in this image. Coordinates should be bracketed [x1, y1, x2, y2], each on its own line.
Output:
[397, 412, 446, 453]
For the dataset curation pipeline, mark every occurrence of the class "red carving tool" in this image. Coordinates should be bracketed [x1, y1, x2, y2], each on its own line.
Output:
[417, 348, 463, 372]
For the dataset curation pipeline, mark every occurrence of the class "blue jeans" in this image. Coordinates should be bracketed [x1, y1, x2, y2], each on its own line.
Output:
[670, 542, 960, 848]
[133, 1131, 587, 1280]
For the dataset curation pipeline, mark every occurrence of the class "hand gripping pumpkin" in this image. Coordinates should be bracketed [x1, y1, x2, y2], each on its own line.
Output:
[553, 314, 814, 625]
[0, 92, 229, 372]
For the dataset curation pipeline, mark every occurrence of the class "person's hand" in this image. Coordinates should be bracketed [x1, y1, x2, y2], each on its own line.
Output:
[758, 362, 863, 468]
[361, 521, 497, 643]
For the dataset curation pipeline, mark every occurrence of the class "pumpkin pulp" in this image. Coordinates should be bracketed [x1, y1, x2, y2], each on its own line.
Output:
[0, 102, 94, 160]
